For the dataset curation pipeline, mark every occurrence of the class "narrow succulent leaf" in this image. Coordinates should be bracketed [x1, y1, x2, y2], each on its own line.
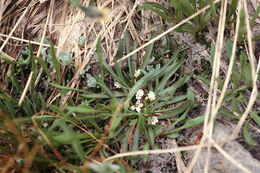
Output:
[250, 2, 260, 27]
[243, 119, 257, 146]
[50, 43, 61, 84]
[157, 100, 192, 119]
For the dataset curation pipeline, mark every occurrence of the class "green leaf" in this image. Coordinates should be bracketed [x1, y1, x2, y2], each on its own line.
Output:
[53, 132, 72, 143]
[47, 82, 88, 92]
[30, 45, 38, 94]
[238, 9, 246, 43]
[86, 73, 97, 87]
[157, 58, 185, 91]
[36, 57, 56, 83]
[55, 119, 86, 161]
[220, 109, 240, 119]
[143, 142, 149, 162]
[10, 66, 22, 93]
[171, 116, 205, 132]
[99, 53, 129, 87]
[250, 3, 260, 27]
[109, 115, 123, 138]
[157, 100, 192, 119]
[59, 51, 72, 66]
[147, 126, 155, 146]
[166, 133, 179, 139]
[178, 25, 198, 35]
[114, 39, 128, 86]
[89, 162, 120, 173]
[250, 110, 260, 127]
[216, 76, 224, 91]
[162, 107, 190, 135]
[154, 95, 187, 109]
[158, 73, 193, 97]
[124, 31, 133, 79]
[50, 43, 61, 84]
[209, 0, 219, 20]
[0, 54, 15, 64]
[179, 0, 195, 17]
[140, 2, 176, 23]
[210, 42, 215, 68]
[227, 0, 239, 22]
[231, 97, 242, 114]
[97, 37, 105, 85]
[226, 40, 233, 60]
[243, 119, 257, 146]
[96, 82, 114, 97]
[63, 105, 100, 113]
[239, 51, 247, 82]
[244, 65, 253, 86]
[132, 127, 140, 152]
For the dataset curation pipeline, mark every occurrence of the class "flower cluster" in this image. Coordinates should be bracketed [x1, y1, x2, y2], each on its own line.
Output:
[130, 89, 156, 113]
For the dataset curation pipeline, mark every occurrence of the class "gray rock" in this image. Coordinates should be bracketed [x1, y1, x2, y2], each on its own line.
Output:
[190, 123, 260, 173]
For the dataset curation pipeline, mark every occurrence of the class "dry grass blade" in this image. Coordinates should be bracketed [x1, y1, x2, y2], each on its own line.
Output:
[104, 144, 207, 162]
[18, 1, 52, 106]
[212, 1, 242, 127]
[0, 33, 56, 49]
[230, 0, 259, 140]
[204, 0, 228, 172]
[0, 2, 31, 59]
[22, 142, 40, 173]
[186, 0, 228, 172]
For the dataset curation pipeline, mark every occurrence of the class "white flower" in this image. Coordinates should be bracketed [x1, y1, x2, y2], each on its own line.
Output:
[130, 105, 136, 110]
[135, 100, 143, 108]
[134, 69, 141, 78]
[114, 82, 121, 88]
[136, 89, 144, 100]
[130, 100, 143, 113]
[136, 107, 141, 113]
[151, 116, 158, 125]
[43, 123, 48, 128]
[147, 91, 156, 101]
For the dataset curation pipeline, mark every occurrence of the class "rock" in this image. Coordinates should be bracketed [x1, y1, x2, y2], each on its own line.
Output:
[137, 138, 177, 173]
[189, 123, 260, 173]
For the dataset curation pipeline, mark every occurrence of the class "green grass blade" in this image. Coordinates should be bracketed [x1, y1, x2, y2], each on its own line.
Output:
[157, 58, 185, 91]
[171, 116, 205, 132]
[140, 2, 175, 23]
[47, 82, 88, 93]
[50, 43, 61, 84]
[227, 0, 238, 22]
[243, 119, 257, 146]
[157, 100, 192, 119]
[250, 2, 260, 27]
[97, 37, 104, 85]
[36, 57, 55, 83]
